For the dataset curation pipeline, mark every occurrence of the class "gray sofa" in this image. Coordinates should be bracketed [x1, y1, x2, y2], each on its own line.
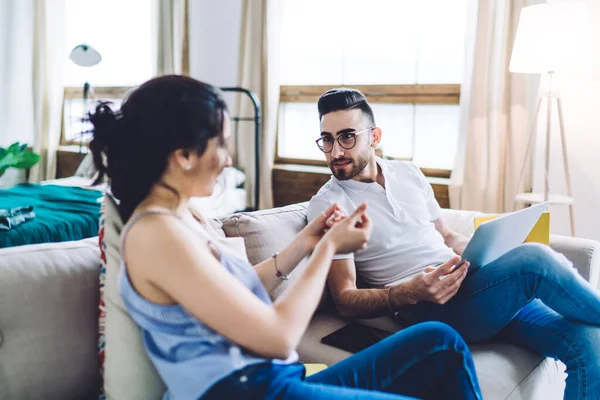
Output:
[1, 203, 599, 399]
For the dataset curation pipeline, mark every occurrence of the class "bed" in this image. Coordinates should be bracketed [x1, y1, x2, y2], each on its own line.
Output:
[0, 183, 102, 248]
[0, 87, 260, 248]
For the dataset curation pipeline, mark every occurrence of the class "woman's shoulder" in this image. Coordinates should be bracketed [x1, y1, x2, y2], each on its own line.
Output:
[125, 207, 179, 240]
[124, 208, 211, 261]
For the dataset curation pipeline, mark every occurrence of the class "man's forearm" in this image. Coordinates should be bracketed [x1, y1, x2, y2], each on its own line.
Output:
[336, 285, 415, 319]
[445, 232, 470, 256]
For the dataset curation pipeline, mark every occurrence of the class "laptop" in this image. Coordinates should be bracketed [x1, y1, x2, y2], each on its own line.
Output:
[461, 202, 549, 274]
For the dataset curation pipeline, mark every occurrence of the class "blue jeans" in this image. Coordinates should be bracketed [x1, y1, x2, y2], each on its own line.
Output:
[398, 243, 600, 400]
[203, 322, 482, 399]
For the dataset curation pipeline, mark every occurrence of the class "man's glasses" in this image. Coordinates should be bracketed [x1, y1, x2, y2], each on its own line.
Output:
[316, 127, 373, 153]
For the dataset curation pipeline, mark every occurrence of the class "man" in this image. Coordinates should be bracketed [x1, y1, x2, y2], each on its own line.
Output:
[308, 88, 600, 400]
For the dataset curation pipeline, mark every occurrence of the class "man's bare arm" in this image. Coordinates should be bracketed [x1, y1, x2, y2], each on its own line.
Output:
[434, 217, 470, 256]
[328, 257, 470, 319]
[327, 259, 414, 319]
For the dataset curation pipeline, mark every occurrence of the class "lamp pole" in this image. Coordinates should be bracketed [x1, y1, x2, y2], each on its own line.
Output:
[80, 81, 91, 160]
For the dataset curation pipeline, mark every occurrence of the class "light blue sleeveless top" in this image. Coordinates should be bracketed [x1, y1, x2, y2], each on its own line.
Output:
[118, 210, 298, 400]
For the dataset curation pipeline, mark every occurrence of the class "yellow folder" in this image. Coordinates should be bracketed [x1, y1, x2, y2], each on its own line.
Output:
[304, 363, 328, 376]
[473, 211, 550, 245]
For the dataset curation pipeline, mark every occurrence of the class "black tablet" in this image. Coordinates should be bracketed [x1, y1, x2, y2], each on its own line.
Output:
[320, 323, 393, 353]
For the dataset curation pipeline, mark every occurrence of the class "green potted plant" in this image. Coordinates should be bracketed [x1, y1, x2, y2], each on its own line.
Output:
[0, 142, 41, 187]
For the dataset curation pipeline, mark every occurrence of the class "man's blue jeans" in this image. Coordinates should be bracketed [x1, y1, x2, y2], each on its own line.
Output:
[398, 243, 600, 400]
[203, 322, 482, 399]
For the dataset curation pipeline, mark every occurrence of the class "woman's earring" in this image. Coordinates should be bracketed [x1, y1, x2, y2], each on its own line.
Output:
[184, 163, 192, 171]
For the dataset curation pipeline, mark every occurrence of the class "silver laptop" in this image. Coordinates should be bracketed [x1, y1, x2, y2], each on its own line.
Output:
[462, 202, 549, 273]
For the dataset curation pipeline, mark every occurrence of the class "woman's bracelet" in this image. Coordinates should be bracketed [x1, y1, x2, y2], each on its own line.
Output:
[272, 253, 289, 281]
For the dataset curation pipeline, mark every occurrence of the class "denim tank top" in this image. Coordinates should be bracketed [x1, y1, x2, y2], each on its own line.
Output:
[118, 210, 298, 400]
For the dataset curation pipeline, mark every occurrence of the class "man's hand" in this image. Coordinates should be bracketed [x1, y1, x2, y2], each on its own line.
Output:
[324, 207, 346, 232]
[299, 203, 346, 252]
[391, 256, 469, 306]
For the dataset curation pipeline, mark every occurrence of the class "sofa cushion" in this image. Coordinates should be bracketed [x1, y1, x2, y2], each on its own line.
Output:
[299, 311, 566, 400]
[219, 203, 325, 302]
[219, 203, 309, 265]
[0, 238, 101, 399]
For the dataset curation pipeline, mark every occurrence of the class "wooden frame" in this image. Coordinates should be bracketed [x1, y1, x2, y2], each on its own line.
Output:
[63, 86, 132, 100]
[276, 84, 459, 178]
[61, 86, 133, 145]
[280, 84, 460, 104]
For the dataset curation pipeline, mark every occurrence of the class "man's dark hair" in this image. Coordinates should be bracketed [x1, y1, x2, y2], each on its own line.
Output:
[317, 88, 375, 126]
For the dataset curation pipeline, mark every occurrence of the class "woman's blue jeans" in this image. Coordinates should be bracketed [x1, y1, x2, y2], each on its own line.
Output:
[398, 243, 600, 400]
[203, 321, 482, 399]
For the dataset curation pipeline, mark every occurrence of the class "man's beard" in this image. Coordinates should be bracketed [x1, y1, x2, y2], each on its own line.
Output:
[330, 151, 371, 180]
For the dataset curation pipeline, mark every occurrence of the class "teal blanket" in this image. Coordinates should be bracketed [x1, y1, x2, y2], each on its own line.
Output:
[0, 184, 102, 248]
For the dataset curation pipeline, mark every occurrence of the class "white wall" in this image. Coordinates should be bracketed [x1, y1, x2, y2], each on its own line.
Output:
[531, 1, 600, 241]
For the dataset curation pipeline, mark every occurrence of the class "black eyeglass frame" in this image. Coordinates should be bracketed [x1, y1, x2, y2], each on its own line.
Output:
[315, 127, 374, 153]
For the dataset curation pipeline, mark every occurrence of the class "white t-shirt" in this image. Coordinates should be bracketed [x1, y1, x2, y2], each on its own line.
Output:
[307, 158, 456, 287]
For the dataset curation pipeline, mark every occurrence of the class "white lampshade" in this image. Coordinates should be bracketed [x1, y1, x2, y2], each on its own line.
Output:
[509, 3, 593, 74]
[69, 44, 102, 67]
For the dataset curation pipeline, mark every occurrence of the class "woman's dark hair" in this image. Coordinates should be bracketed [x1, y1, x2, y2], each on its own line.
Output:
[89, 75, 228, 222]
[317, 88, 375, 126]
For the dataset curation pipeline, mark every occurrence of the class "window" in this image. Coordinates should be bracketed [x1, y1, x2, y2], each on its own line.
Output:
[62, 0, 153, 145]
[277, 0, 469, 173]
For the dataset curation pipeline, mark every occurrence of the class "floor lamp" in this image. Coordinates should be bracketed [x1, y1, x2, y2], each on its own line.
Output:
[69, 44, 102, 158]
[510, 3, 592, 237]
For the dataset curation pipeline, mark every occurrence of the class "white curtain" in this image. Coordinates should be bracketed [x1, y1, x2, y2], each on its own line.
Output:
[0, 0, 35, 150]
[0, 0, 36, 186]
[450, 0, 543, 213]
[153, 0, 189, 76]
[237, 0, 281, 210]
[29, 0, 66, 182]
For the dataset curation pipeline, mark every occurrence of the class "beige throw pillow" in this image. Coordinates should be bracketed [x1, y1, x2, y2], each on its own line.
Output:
[101, 195, 166, 400]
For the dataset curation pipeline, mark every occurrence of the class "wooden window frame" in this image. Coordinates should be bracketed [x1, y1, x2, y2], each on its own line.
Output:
[276, 84, 459, 179]
[61, 86, 133, 146]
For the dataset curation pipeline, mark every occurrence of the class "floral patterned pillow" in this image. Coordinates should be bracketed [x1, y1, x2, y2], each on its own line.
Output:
[97, 202, 107, 400]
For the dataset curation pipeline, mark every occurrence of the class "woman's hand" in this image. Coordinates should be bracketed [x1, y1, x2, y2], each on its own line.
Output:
[322, 203, 372, 254]
[299, 203, 346, 252]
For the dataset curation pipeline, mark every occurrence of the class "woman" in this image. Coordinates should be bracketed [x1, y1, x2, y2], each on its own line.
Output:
[90, 75, 482, 400]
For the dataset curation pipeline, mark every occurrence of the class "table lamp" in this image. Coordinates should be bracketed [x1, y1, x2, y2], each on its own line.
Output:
[510, 2, 593, 236]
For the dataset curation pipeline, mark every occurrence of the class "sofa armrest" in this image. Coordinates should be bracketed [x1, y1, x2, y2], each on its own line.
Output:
[0, 238, 101, 399]
[550, 234, 600, 289]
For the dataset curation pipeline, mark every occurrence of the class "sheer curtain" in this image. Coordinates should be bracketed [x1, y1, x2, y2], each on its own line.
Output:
[153, 0, 190, 76]
[0, 0, 64, 184]
[450, 0, 542, 213]
[30, 0, 66, 182]
[0, 0, 34, 149]
[237, 0, 281, 209]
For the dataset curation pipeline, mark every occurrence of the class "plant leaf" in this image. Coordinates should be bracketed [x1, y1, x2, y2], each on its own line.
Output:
[12, 153, 41, 169]
[0, 148, 6, 159]
[7, 142, 19, 152]
[0, 153, 16, 170]
[18, 143, 27, 152]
